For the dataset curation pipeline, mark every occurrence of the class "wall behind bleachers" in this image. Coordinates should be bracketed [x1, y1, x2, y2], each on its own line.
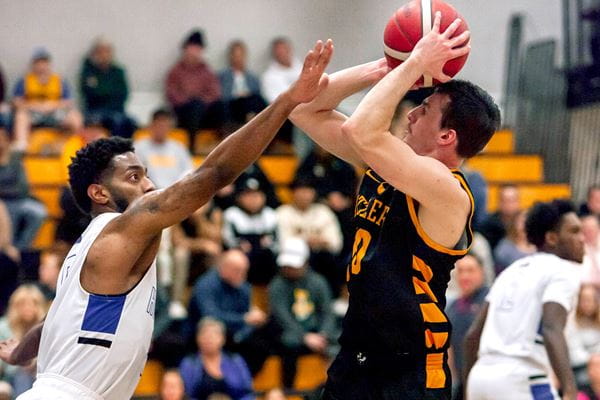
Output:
[1, 0, 563, 112]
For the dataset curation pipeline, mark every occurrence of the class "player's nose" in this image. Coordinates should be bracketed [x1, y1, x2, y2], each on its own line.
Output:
[143, 177, 156, 193]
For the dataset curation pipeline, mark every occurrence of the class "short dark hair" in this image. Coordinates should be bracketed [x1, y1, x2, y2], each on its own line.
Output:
[68, 137, 134, 214]
[525, 199, 575, 248]
[434, 80, 501, 158]
[151, 108, 172, 121]
[228, 39, 246, 54]
[271, 36, 290, 50]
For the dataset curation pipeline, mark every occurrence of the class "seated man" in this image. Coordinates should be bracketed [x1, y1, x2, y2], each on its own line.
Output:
[268, 237, 336, 389]
[0, 200, 19, 316]
[0, 126, 47, 251]
[80, 37, 136, 137]
[166, 30, 225, 143]
[12, 48, 83, 148]
[219, 40, 267, 126]
[276, 177, 343, 294]
[187, 249, 272, 375]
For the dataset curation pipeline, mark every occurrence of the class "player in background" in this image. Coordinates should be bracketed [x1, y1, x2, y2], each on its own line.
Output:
[290, 12, 499, 400]
[464, 200, 584, 400]
[0, 40, 333, 400]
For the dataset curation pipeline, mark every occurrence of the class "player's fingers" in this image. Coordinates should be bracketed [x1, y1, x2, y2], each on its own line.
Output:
[302, 49, 316, 72]
[450, 43, 471, 58]
[437, 72, 452, 83]
[432, 11, 442, 33]
[442, 17, 462, 39]
[449, 30, 470, 48]
[317, 39, 334, 70]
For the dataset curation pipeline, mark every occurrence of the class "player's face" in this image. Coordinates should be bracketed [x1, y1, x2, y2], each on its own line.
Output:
[105, 152, 156, 213]
[455, 255, 485, 297]
[404, 93, 450, 156]
[554, 212, 585, 263]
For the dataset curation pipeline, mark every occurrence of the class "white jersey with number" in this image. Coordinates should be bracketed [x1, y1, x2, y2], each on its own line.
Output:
[33, 212, 157, 400]
[477, 252, 581, 373]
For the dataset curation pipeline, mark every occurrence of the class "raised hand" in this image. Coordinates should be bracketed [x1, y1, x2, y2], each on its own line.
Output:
[411, 11, 471, 82]
[0, 338, 19, 365]
[288, 39, 334, 104]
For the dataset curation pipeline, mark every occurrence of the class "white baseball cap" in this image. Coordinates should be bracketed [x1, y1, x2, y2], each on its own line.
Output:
[277, 237, 309, 268]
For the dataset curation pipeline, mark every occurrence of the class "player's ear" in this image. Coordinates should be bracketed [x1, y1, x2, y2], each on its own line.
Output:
[88, 183, 110, 207]
[439, 128, 457, 146]
[545, 230, 559, 248]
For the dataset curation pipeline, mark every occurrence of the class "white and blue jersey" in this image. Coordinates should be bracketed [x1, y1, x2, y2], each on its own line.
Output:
[23, 212, 157, 400]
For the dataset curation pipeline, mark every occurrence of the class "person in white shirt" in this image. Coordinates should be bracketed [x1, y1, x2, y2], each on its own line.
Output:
[464, 200, 585, 400]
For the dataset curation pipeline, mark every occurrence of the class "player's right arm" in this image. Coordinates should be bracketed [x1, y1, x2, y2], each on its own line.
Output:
[541, 302, 577, 400]
[0, 321, 43, 366]
[112, 41, 333, 238]
[289, 58, 389, 168]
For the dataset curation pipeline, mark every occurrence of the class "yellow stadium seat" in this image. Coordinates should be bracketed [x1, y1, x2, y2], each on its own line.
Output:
[133, 360, 164, 397]
[31, 186, 62, 218]
[294, 354, 328, 391]
[27, 128, 70, 155]
[259, 156, 298, 185]
[482, 130, 514, 154]
[32, 219, 56, 249]
[466, 154, 543, 183]
[487, 183, 571, 212]
[133, 128, 190, 148]
[253, 355, 282, 392]
[24, 157, 64, 185]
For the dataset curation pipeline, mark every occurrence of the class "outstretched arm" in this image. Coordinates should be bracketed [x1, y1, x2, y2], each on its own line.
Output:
[0, 321, 43, 366]
[289, 58, 388, 168]
[113, 40, 333, 238]
[542, 302, 577, 400]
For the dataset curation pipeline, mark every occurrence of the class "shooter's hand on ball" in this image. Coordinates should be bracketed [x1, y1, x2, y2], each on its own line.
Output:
[411, 12, 471, 82]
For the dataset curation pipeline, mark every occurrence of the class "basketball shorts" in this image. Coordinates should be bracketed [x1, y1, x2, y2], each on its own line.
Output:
[17, 374, 103, 400]
[321, 348, 451, 400]
[467, 356, 559, 400]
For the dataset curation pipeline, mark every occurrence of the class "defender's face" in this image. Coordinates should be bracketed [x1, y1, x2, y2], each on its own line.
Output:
[555, 212, 585, 264]
[105, 152, 155, 212]
[404, 93, 450, 156]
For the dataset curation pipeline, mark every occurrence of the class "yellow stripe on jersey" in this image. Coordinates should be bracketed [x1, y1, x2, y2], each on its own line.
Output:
[424, 329, 448, 350]
[425, 353, 446, 389]
[419, 303, 447, 323]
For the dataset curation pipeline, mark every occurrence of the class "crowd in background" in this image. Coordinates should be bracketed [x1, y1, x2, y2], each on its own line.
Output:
[0, 28, 600, 400]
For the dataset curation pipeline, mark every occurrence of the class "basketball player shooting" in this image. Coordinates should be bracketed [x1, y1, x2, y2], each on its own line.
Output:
[0, 40, 332, 400]
[290, 13, 500, 400]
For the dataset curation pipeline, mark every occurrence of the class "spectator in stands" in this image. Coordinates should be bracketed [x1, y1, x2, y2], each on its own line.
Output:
[567, 284, 600, 390]
[223, 177, 278, 284]
[36, 250, 62, 301]
[12, 48, 83, 148]
[0, 285, 47, 396]
[276, 177, 343, 294]
[263, 388, 286, 400]
[172, 200, 223, 302]
[166, 30, 225, 143]
[159, 369, 189, 400]
[0, 201, 19, 315]
[268, 237, 336, 389]
[0, 381, 11, 400]
[581, 185, 600, 217]
[446, 254, 489, 400]
[135, 109, 194, 189]
[261, 37, 302, 149]
[480, 183, 521, 250]
[0, 126, 47, 251]
[80, 37, 135, 138]
[187, 250, 272, 375]
[219, 40, 266, 126]
[463, 166, 488, 232]
[582, 214, 600, 287]
[493, 210, 536, 274]
[180, 317, 254, 400]
[0, 65, 7, 127]
[213, 163, 280, 212]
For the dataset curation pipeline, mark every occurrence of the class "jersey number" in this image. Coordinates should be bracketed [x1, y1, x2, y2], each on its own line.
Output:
[350, 228, 372, 275]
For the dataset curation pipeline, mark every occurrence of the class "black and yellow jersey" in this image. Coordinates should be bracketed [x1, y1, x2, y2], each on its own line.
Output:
[338, 167, 474, 389]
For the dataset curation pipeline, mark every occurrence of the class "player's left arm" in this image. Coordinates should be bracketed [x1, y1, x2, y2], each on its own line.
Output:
[462, 301, 488, 391]
[542, 302, 577, 400]
[0, 321, 43, 366]
[342, 15, 471, 244]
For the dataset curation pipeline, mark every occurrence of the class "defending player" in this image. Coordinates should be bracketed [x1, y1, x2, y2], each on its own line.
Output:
[464, 200, 584, 400]
[290, 13, 499, 400]
[0, 40, 333, 400]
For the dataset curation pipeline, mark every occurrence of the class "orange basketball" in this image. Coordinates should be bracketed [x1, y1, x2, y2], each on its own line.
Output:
[383, 0, 469, 87]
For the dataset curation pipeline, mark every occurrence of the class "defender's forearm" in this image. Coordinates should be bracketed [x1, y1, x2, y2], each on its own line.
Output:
[10, 322, 43, 365]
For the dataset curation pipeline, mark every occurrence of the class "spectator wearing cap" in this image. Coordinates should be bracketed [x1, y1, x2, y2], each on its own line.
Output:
[212, 164, 279, 212]
[166, 30, 226, 145]
[12, 48, 83, 148]
[222, 176, 278, 284]
[80, 37, 136, 137]
[268, 237, 336, 389]
[219, 40, 266, 127]
[276, 176, 343, 294]
[0, 125, 47, 251]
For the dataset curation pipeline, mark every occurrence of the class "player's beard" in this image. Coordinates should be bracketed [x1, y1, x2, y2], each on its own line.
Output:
[110, 188, 130, 213]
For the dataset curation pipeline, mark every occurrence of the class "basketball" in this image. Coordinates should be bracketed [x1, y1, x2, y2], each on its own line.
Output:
[383, 0, 469, 87]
